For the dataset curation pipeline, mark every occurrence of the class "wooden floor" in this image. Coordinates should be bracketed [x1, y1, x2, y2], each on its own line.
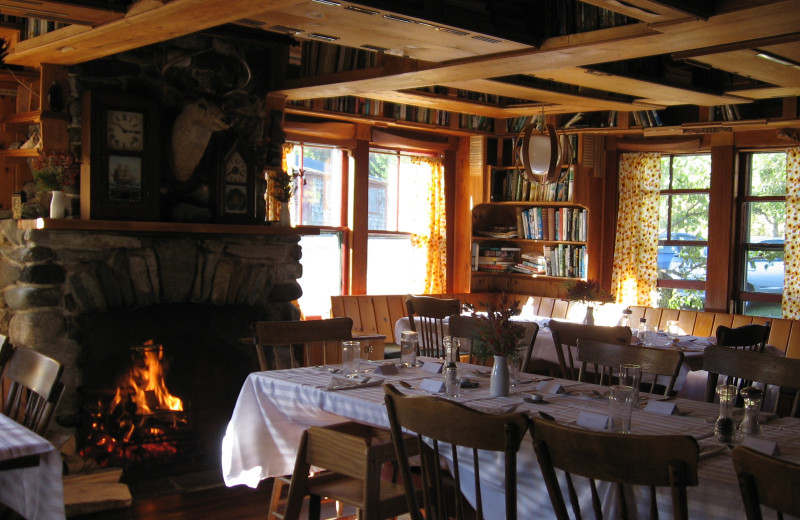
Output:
[71, 479, 275, 520]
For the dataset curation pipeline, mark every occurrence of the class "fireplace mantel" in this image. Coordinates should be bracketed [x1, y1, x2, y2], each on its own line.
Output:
[17, 218, 321, 236]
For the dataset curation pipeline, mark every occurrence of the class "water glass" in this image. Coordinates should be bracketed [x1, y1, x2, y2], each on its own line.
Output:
[507, 346, 526, 386]
[444, 363, 460, 398]
[443, 336, 461, 364]
[400, 331, 418, 367]
[666, 320, 680, 340]
[608, 385, 635, 434]
[619, 364, 641, 406]
[341, 340, 361, 377]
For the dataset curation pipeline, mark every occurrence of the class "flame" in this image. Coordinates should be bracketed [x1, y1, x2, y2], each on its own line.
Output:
[110, 341, 183, 414]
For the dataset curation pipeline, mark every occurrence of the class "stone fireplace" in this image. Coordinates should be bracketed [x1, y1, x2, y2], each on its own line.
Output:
[0, 219, 305, 466]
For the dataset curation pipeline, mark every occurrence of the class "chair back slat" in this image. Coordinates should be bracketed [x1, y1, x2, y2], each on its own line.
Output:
[548, 321, 632, 380]
[405, 295, 461, 358]
[384, 383, 528, 520]
[531, 417, 698, 520]
[3, 345, 64, 435]
[577, 339, 684, 396]
[716, 323, 771, 353]
[251, 318, 353, 370]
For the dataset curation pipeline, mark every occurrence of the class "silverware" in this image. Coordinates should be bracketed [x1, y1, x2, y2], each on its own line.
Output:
[538, 411, 556, 421]
[398, 381, 413, 389]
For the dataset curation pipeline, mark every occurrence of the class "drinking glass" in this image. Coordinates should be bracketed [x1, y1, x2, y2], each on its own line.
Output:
[341, 340, 361, 377]
[443, 336, 461, 364]
[507, 346, 526, 386]
[608, 385, 635, 434]
[400, 331, 418, 367]
[619, 364, 641, 407]
[666, 320, 680, 340]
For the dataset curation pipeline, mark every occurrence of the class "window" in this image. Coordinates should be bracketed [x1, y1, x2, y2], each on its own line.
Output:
[657, 154, 711, 310]
[286, 144, 346, 317]
[736, 151, 786, 318]
[285, 144, 343, 226]
[366, 151, 432, 294]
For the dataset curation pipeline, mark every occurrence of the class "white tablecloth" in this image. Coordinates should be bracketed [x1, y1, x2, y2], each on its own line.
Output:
[0, 413, 65, 520]
[221, 361, 800, 519]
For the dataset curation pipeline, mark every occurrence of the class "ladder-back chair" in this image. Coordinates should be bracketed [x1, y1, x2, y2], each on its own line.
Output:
[531, 417, 699, 520]
[548, 321, 631, 380]
[449, 314, 538, 371]
[251, 317, 353, 371]
[732, 446, 800, 520]
[576, 339, 684, 396]
[2, 345, 64, 435]
[715, 323, 771, 353]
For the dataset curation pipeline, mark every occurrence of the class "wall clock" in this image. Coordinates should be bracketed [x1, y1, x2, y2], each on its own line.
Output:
[81, 91, 161, 221]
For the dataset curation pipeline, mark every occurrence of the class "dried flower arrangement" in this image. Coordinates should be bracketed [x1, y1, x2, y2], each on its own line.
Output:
[471, 294, 525, 359]
[29, 150, 79, 192]
[563, 279, 614, 304]
[270, 168, 304, 203]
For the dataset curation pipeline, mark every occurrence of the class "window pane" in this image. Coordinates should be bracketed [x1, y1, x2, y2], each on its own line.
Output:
[656, 288, 705, 311]
[297, 232, 343, 318]
[367, 235, 425, 294]
[745, 201, 785, 242]
[749, 152, 786, 197]
[287, 145, 342, 226]
[659, 156, 671, 190]
[741, 302, 782, 318]
[657, 245, 707, 281]
[369, 152, 398, 231]
[743, 249, 784, 294]
[670, 155, 711, 189]
[664, 194, 709, 240]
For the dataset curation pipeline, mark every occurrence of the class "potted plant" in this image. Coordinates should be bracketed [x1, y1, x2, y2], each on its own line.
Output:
[29, 150, 79, 218]
[472, 295, 525, 397]
[269, 168, 303, 225]
[563, 279, 614, 325]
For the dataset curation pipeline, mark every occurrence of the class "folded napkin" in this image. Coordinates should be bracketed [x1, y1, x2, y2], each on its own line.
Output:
[326, 375, 384, 391]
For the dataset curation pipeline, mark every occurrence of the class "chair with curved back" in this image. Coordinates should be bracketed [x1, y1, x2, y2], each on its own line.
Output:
[576, 339, 684, 396]
[2, 345, 64, 436]
[548, 321, 632, 380]
[384, 383, 529, 520]
[732, 446, 800, 520]
[448, 314, 539, 371]
[531, 417, 699, 520]
[715, 323, 771, 353]
[251, 317, 353, 371]
[702, 344, 800, 416]
[405, 295, 461, 358]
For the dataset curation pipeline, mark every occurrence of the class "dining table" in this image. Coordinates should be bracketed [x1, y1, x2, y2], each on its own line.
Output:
[221, 358, 800, 520]
[0, 413, 66, 520]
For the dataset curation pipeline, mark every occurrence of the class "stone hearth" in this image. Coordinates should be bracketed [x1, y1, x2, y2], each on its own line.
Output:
[0, 219, 304, 432]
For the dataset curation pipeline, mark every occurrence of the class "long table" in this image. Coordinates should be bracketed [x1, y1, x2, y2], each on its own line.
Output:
[221, 360, 800, 519]
[0, 413, 65, 520]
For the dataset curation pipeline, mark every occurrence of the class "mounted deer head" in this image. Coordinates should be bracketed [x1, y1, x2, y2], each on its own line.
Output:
[170, 98, 230, 183]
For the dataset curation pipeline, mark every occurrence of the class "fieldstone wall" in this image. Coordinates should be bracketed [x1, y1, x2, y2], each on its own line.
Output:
[0, 219, 303, 422]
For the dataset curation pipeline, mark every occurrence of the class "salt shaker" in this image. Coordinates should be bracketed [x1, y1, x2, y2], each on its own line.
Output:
[620, 308, 632, 329]
[714, 384, 737, 443]
[738, 386, 763, 439]
[637, 318, 650, 345]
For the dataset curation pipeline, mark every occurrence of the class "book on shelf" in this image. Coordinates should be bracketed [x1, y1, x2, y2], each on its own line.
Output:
[490, 167, 573, 202]
[477, 227, 518, 239]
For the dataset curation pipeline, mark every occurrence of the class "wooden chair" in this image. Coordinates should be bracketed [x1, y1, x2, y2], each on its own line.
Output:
[703, 344, 800, 416]
[384, 383, 529, 520]
[548, 321, 632, 380]
[282, 421, 412, 520]
[2, 345, 64, 435]
[576, 339, 684, 396]
[715, 323, 771, 353]
[251, 317, 353, 370]
[448, 314, 539, 371]
[732, 446, 800, 520]
[531, 417, 699, 520]
[405, 295, 461, 358]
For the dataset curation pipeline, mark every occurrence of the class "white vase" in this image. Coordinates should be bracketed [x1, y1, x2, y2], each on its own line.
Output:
[279, 204, 290, 226]
[490, 355, 509, 397]
[584, 305, 595, 326]
[49, 190, 65, 218]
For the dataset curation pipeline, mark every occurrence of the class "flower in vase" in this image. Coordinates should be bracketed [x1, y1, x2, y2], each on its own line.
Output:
[471, 294, 525, 360]
[29, 150, 79, 192]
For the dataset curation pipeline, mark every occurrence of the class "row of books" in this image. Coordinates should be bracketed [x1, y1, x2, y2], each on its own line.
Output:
[471, 245, 520, 272]
[510, 252, 547, 276]
[18, 18, 67, 41]
[709, 105, 743, 122]
[393, 104, 450, 126]
[459, 114, 495, 132]
[536, 0, 634, 38]
[631, 110, 664, 128]
[542, 244, 587, 279]
[300, 41, 379, 77]
[490, 167, 574, 202]
[323, 96, 386, 117]
[517, 207, 587, 242]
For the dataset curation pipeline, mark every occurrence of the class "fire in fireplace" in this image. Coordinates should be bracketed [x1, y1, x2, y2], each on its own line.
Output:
[81, 341, 190, 468]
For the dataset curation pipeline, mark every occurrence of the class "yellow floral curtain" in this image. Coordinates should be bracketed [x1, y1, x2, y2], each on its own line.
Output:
[411, 155, 446, 293]
[783, 147, 800, 318]
[610, 152, 661, 306]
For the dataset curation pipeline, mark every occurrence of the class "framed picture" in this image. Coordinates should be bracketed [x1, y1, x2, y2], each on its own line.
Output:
[81, 90, 161, 221]
[217, 140, 256, 223]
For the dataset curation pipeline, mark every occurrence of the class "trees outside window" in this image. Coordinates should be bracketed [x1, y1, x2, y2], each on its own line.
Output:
[736, 151, 786, 318]
[657, 154, 711, 310]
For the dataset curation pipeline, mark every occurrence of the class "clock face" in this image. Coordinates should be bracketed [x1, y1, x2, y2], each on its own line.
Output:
[106, 109, 144, 151]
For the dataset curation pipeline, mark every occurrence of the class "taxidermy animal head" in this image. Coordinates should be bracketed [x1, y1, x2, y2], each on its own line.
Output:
[170, 98, 230, 182]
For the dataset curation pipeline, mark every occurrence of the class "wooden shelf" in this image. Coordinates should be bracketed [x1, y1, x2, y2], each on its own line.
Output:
[473, 237, 586, 246]
[472, 271, 585, 282]
[0, 149, 39, 159]
[17, 218, 321, 236]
